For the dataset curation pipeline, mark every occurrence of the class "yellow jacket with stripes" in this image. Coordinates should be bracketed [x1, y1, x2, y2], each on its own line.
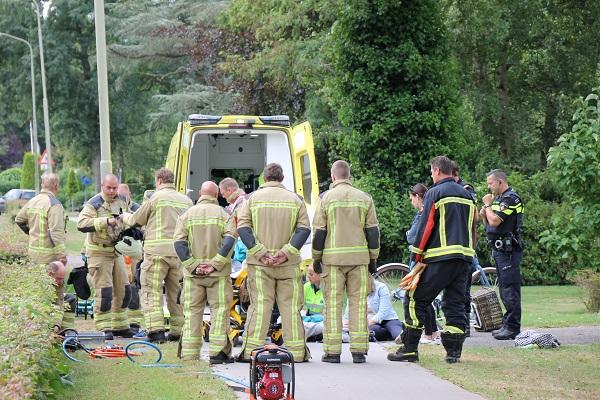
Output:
[236, 181, 311, 267]
[77, 192, 129, 255]
[122, 183, 192, 257]
[15, 190, 66, 263]
[311, 179, 380, 266]
[173, 196, 235, 277]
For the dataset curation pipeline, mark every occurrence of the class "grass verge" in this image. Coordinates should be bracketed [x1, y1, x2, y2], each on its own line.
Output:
[419, 343, 600, 399]
[391, 285, 600, 328]
[54, 342, 237, 400]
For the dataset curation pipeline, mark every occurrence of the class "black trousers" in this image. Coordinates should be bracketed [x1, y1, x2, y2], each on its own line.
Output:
[403, 259, 470, 332]
[493, 249, 523, 331]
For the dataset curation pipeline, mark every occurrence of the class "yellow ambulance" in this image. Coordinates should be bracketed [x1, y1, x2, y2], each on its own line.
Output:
[165, 114, 319, 261]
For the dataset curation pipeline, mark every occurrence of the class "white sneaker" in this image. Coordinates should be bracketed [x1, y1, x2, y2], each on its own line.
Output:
[420, 337, 434, 344]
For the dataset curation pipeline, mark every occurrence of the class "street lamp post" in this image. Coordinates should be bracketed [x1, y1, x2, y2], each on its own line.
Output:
[94, 0, 112, 177]
[0, 32, 40, 193]
[31, 0, 52, 173]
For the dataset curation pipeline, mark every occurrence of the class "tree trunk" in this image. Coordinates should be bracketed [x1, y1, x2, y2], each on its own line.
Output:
[540, 98, 558, 168]
[496, 61, 511, 158]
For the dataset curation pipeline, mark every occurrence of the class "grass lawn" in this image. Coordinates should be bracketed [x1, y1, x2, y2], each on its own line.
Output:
[391, 285, 599, 328]
[54, 326, 237, 400]
[65, 218, 85, 255]
[419, 343, 600, 400]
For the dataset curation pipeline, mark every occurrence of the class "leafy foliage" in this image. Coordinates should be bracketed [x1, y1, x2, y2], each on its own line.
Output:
[0, 168, 22, 196]
[545, 90, 600, 272]
[20, 152, 35, 190]
[326, 0, 456, 260]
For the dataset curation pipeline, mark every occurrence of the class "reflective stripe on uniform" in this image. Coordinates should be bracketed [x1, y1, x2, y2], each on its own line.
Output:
[422, 244, 475, 260]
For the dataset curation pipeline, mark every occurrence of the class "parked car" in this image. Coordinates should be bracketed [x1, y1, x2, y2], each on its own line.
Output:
[0, 189, 36, 214]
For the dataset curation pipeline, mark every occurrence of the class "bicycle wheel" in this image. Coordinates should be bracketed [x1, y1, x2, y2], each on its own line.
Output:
[471, 266, 499, 289]
[373, 263, 410, 302]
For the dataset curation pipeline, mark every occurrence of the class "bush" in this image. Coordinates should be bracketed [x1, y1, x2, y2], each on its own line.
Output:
[0, 261, 66, 399]
[571, 269, 600, 313]
[20, 153, 35, 190]
[0, 219, 28, 264]
[0, 167, 22, 195]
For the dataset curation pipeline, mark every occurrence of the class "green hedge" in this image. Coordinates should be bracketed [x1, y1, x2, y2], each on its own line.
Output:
[0, 217, 66, 399]
[0, 261, 66, 399]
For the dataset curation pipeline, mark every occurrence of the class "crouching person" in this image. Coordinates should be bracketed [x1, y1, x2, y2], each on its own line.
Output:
[173, 181, 236, 364]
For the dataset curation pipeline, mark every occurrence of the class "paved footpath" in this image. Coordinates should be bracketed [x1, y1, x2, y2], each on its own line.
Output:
[210, 326, 599, 400]
[211, 341, 485, 400]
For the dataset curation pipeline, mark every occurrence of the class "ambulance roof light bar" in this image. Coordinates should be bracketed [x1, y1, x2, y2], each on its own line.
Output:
[189, 114, 222, 125]
[259, 115, 290, 127]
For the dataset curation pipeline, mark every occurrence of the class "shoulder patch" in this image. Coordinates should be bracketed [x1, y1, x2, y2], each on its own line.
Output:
[88, 194, 104, 210]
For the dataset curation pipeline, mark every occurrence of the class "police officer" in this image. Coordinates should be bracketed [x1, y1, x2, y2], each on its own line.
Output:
[15, 172, 68, 330]
[122, 168, 193, 343]
[388, 156, 476, 364]
[481, 169, 524, 340]
[77, 174, 135, 337]
[313, 160, 380, 364]
[173, 181, 236, 363]
[236, 163, 311, 362]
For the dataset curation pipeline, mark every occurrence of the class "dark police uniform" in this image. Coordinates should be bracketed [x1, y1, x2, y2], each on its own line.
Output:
[485, 187, 524, 333]
[389, 177, 477, 363]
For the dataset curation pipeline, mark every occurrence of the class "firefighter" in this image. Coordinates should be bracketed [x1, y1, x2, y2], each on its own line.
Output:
[15, 173, 68, 330]
[173, 181, 236, 363]
[122, 168, 192, 343]
[236, 163, 311, 362]
[481, 169, 524, 340]
[312, 160, 380, 364]
[388, 156, 476, 364]
[77, 174, 135, 337]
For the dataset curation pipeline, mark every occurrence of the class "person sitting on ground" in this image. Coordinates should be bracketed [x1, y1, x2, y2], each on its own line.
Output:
[367, 280, 403, 342]
[303, 265, 325, 342]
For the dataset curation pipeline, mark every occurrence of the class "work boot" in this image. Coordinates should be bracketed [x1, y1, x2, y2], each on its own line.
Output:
[321, 354, 341, 363]
[103, 331, 114, 341]
[493, 328, 519, 340]
[387, 327, 421, 362]
[147, 330, 167, 344]
[351, 353, 366, 364]
[491, 327, 504, 336]
[167, 332, 181, 342]
[209, 352, 234, 365]
[112, 328, 138, 338]
[465, 326, 471, 338]
[441, 332, 466, 363]
[129, 323, 141, 334]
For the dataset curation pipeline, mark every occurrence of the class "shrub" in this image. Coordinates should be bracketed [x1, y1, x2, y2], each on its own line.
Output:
[571, 269, 600, 313]
[20, 153, 35, 190]
[0, 262, 66, 399]
[0, 167, 22, 195]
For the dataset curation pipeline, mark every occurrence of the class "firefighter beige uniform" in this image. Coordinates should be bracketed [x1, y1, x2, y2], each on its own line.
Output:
[237, 181, 312, 361]
[123, 183, 192, 336]
[312, 179, 380, 356]
[173, 195, 236, 360]
[15, 190, 67, 328]
[77, 193, 131, 332]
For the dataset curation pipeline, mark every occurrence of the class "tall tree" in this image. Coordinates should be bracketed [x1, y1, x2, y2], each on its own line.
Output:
[327, 0, 457, 260]
[444, 0, 600, 170]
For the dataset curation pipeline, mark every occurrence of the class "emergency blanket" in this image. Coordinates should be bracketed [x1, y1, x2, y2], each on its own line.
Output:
[514, 329, 561, 349]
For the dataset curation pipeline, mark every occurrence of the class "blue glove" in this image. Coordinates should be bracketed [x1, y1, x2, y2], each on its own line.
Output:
[311, 314, 323, 323]
[303, 315, 312, 323]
